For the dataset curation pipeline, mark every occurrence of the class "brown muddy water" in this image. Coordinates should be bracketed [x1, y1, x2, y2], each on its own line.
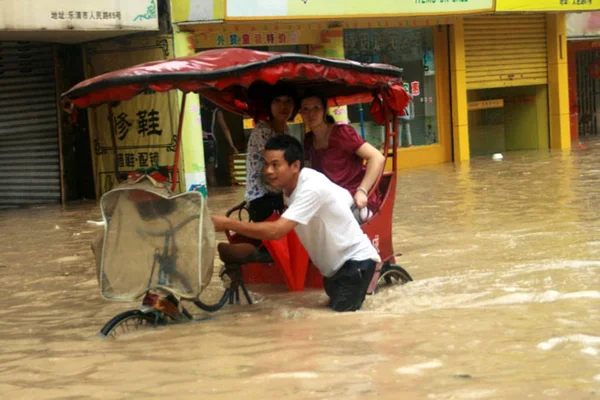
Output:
[1, 142, 599, 399]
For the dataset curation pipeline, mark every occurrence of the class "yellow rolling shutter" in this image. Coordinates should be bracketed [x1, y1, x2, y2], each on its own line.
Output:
[464, 15, 548, 90]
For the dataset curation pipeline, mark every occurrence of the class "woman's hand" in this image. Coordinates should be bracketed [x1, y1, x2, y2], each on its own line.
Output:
[353, 190, 368, 209]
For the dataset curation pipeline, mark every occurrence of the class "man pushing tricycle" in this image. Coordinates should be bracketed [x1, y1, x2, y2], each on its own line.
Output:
[212, 134, 380, 312]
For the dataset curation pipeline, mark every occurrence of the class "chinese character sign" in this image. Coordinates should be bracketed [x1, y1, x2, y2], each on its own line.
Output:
[4, 0, 158, 32]
[410, 81, 421, 97]
[212, 29, 302, 47]
[85, 38, 180, 197]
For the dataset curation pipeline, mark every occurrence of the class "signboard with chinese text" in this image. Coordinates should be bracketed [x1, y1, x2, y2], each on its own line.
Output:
[496, 0, 599, 11]
[84, 36, 181, 197]
[226, 0, 493, 19]
[0, 0, 158, 31]
[193, 22, 324, 48]
[467, 99, 505, 111]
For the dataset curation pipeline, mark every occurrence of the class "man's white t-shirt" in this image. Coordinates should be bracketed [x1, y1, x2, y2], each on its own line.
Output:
[281, 168, 380, 278]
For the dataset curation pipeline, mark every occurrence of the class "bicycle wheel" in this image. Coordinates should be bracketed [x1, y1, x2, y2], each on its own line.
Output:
[377, 264, 413, 289]
[99, 309, 165, 338]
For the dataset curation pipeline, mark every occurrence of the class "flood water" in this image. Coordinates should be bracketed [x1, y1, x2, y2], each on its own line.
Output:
[1, 141, 599, 399]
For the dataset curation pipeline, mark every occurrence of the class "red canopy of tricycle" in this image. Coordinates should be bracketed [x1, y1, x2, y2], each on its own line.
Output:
[61, 48, 409, 119]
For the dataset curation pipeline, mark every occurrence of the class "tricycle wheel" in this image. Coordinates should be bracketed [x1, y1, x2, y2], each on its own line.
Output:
[377, 264, 413, 288]
[98, 309, 165, 339]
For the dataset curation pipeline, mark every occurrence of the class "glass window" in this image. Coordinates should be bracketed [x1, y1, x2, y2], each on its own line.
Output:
[344, 27, 438, 149]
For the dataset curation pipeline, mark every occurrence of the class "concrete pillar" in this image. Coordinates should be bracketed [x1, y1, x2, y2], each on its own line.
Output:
[308, 27, 348, 123]
[547, 13, 571, 151]
[173, 28, 206, 194]
[450, 19, 470, 162]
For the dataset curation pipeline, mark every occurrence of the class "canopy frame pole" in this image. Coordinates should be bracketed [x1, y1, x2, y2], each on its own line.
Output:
[171, 92, 187, 192]
[367, 93, 396, 201]
[107, 104, 122, 184]
[391, 110, 398, 172]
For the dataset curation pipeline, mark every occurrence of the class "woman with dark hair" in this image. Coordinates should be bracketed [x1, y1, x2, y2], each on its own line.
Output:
[299, 92, 385, 220]
[245, 82, 298, 222]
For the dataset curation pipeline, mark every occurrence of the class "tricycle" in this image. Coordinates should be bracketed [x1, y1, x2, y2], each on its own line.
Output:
[62, 48, 413, 338]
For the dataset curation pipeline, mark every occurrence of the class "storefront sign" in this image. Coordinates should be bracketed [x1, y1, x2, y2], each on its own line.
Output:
[216, 31, 299, 47]
[0, 0, 158, 31]
[342, 17, 455, 30]
[567, 12, 600, 37]
[85, 37, 179, 197]
[226, 0, 493, 19]
[411, 81, 421, 97]
[496, 0, 598, 12]
[194, 23, 324, 48]
[467, 99, 505, 111]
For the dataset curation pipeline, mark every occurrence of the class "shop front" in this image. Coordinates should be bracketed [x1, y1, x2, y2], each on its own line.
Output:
[567, 11, 600, 142]
[458, 0, 598, 158]
[169, 0, 491, 180]
[462, 13, 551, 156]
[340, 21, 453, 169]
[168, 0, 589, 184]
[0, 0, 159, 207]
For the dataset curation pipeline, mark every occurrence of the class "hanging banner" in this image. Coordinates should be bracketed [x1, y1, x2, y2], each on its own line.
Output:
[84, 36, 181, 198]
[226, 0, 493, 19]
[496, 0, 599, 12]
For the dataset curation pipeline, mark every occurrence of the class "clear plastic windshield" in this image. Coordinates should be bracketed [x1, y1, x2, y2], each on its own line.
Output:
[99, 184, 215, 301]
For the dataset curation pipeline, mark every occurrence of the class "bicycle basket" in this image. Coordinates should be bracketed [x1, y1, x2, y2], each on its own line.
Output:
[98, 180, 215, 301]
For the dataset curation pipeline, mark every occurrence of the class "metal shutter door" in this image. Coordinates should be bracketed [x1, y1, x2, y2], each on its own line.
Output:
[464, 15, 548, 90]
[577, 49, 600, 137]
[0, 42, 60, 208]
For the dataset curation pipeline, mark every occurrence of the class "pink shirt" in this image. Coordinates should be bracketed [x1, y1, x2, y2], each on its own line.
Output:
[304, 124, 382, 211]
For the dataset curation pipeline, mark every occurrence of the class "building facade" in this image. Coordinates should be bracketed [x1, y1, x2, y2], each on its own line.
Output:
[0, 0, 160, 208]
[168, 0, 595, 192]
[3, 0, 597, 206]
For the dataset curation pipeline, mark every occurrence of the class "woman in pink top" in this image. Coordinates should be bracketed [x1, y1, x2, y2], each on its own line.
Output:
[299, 92, 386, 217]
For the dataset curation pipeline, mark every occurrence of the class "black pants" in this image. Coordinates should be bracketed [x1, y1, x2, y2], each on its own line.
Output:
[323, 259, 376, 312]
[203, 138, 216, 164]
[248, 193, 284, 222]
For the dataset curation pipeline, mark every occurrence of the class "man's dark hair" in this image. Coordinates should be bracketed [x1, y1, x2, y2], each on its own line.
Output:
[264, 135, 304, 169]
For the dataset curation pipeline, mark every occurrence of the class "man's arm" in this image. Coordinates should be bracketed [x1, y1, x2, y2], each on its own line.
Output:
[212, 215, 297, 241]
